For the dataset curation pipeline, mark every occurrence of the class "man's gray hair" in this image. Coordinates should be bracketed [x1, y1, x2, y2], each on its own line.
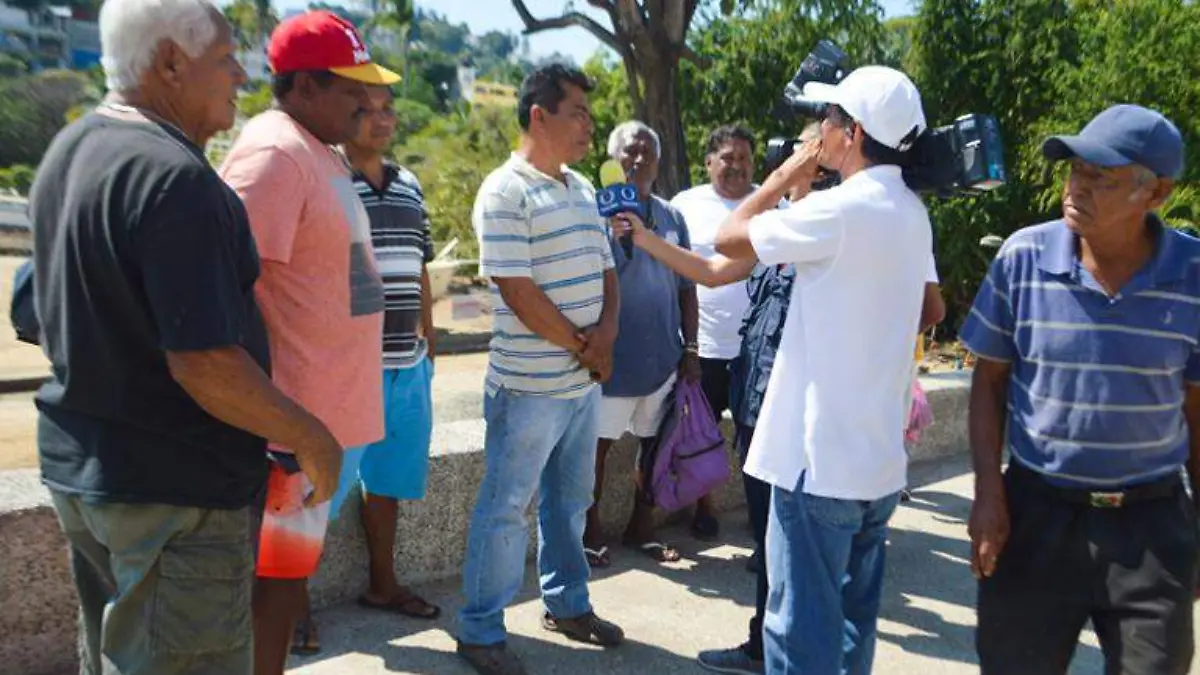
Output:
[607, 120, 661, 160]
[100, 0, 222, 92]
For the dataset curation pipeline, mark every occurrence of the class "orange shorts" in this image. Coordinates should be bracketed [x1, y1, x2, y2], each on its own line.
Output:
[256, 460, 331, 579]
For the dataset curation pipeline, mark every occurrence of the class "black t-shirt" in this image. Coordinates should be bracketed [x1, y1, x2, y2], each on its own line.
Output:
[29, 111, 270, 509]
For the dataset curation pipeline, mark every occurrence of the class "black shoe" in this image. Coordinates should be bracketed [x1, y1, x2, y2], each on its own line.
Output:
[697, 642, 765, 674]
[456, 641, 528, 675]
[541, 611, 625, 647]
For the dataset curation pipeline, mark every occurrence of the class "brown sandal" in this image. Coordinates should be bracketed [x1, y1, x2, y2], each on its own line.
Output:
[357, 591, 441, 619]
[289, 615, 320, 655]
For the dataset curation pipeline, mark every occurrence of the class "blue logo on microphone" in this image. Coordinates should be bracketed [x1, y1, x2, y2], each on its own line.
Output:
[597, 184, 644, 218]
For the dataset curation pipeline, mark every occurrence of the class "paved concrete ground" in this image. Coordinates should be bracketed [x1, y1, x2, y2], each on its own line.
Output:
[284, 455, 1175, 675]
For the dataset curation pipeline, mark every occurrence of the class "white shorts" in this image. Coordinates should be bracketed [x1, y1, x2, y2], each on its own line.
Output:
[598, 373, 677, 440]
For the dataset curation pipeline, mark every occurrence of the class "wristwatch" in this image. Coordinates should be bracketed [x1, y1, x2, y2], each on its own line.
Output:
[685, 341, 699, 355]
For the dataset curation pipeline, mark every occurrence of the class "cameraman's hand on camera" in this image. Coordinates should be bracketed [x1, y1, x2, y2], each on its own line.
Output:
[611, 212, 650, 247]
[778, 137, 823, 190]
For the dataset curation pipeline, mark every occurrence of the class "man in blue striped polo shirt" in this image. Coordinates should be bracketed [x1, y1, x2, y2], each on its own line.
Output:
[456, 64, 623, 675]
[962, 104, 1199, 675]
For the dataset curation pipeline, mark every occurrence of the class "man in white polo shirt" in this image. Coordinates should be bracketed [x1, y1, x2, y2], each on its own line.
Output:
[713, 66, 931, 674]
[456, 64, 624, 675]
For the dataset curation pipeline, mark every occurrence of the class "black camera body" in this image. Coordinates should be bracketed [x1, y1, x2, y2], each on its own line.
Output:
[766, 40, 1007, 197]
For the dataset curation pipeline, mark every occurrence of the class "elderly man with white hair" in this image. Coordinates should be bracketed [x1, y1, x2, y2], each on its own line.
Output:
[26, 0, 342, 673]
[582, 120, 701, 568]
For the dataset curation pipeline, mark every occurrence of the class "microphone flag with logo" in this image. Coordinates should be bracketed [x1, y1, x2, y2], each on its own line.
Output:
[596, 159, 643, 260]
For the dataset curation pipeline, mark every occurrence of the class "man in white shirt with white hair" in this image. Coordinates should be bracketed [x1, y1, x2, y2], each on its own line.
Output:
[712, 66, 932, 674]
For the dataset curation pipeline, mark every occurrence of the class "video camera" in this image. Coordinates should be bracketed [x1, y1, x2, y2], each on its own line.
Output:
[764, 40, 1007, 197]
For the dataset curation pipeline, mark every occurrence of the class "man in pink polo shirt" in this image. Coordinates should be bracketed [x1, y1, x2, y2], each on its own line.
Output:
[218, 10, 399, 675]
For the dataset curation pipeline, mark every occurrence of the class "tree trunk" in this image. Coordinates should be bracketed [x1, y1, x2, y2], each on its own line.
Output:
[639, 60, 689, 199]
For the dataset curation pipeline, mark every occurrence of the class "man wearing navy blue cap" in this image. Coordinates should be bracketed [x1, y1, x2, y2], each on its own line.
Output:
[961, 103, 1199, 674]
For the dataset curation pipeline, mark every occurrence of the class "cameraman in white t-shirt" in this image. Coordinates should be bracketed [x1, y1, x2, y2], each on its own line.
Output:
[711, 66, 932, 674]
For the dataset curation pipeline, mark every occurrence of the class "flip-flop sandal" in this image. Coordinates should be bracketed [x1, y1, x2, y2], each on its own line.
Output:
[628, 540, 681, 563]
[357, 592, 442, 619]
[584, 545, 612, 568]
[289, 616, 320, 656]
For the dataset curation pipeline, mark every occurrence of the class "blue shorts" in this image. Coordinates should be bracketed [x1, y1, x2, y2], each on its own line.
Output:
[329, 357, 434, 516]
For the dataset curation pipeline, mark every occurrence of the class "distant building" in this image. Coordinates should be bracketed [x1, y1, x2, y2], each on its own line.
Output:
[0, 1, 100, 72]
[457, 61, 517, 108]
[67, 15, 98, 69]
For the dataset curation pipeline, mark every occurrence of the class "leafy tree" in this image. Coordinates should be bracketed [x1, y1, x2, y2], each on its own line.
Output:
[413, 9, 471, 55]
[0, 70, 92, 167]
[477, 60, 526, 87]
[308, 2, 369, 26]
[1025, 0, 1200, 216]
[476, 30, 520, 62]
[577, 53, 634, 184]
[510, 0, 731, 198]
[0, 54, 29, 78]
[908, 0, 1078, 329]
[0, 164, 36, 195]
[237, 83, 275, 119]
[879, 15, 917, 71]
[393, 97, 436, 144]
[678, 0, 884, 185]
[509, 0, 883, 198]
[224, 0, 278, 48]
[406, 49, 460, 111]
[366, 0, 415, 96]
[393, 105, 520, 259]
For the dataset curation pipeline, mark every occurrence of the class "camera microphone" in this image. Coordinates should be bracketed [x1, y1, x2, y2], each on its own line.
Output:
[597, 159, 639, 260]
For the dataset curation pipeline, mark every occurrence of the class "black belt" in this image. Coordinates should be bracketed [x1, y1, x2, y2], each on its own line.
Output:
[1009, 461, 1182, 509]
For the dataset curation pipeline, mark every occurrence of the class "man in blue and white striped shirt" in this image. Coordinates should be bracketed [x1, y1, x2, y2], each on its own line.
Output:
[962, 104, 1200, 675]
[456, 64, 623, 675]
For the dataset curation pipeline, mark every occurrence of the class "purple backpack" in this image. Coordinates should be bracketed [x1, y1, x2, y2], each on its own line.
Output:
[641, 379, 731, 512]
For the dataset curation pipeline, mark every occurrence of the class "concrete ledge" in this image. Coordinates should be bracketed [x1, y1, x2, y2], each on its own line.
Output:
[0, 371, 971, 675]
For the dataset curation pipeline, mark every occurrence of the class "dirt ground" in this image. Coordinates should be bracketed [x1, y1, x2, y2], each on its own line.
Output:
[0, 256, 50, 380]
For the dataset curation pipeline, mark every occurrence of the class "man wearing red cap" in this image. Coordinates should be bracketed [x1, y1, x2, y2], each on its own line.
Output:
[218, 10, 400, 675]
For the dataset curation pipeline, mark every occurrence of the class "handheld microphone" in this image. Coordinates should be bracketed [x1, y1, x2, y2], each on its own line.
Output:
[596, 159, 642, 260]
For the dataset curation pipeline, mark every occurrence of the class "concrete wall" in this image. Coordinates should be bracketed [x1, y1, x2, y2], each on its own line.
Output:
[0, 371, 971, 675]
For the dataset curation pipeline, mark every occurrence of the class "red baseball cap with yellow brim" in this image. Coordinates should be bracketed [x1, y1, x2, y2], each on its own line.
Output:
[267, 10, 400, 85]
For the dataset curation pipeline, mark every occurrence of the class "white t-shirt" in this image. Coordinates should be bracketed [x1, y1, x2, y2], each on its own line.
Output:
[670, 184, 753, 360]
[744, 165, 932, 500]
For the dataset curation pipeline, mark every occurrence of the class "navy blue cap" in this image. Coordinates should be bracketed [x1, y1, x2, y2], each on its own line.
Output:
[1042, 104, 1184, 179]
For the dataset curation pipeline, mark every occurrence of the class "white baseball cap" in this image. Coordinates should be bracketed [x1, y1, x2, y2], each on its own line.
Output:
[802, 65, 927, 152]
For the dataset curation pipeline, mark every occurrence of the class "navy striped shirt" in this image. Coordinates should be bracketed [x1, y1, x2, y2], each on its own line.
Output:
[960, 218, 1200, 488]
[354, 163, 434, 369]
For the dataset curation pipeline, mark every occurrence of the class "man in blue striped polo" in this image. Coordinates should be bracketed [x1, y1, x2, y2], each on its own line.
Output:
[456, 64, 624, 675]
[962, 104, 1199, 675]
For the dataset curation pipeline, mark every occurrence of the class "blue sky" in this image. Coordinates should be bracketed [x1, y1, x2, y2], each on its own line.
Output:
[275, 0, 917, 64]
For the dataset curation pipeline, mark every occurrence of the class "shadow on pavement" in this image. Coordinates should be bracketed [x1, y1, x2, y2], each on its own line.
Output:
[289, 455, 1110, 674]
[879, 457, 1105, 672]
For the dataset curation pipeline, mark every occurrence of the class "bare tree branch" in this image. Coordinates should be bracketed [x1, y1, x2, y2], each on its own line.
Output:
[510, 0, 623, 54]
[585, 0, 615, 9]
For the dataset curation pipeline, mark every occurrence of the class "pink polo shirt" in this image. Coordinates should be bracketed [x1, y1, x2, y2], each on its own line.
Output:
[219, 110, 384, 449]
